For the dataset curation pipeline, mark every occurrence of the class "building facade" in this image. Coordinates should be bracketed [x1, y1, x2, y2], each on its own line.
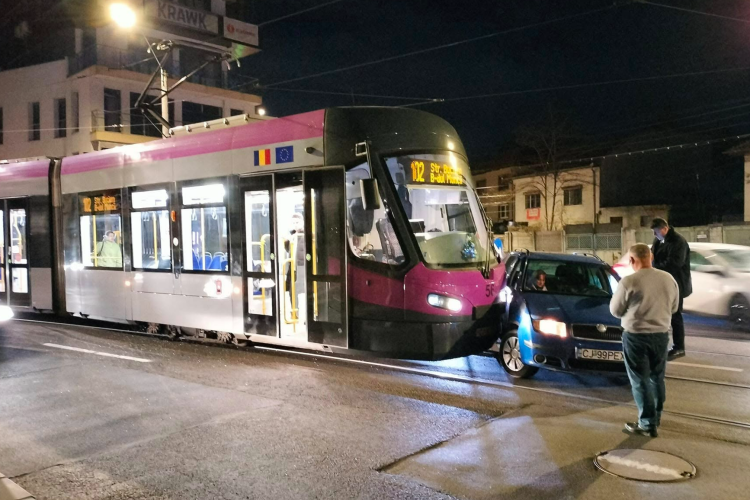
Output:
[0, 0, 263, 160]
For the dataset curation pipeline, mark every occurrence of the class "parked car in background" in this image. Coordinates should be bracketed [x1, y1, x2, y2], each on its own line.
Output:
[613, 242, 750, 325]
[494, 251, 623, 378]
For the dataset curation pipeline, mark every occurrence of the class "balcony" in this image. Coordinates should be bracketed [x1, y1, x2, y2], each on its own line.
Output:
[69, 45, 248, 91]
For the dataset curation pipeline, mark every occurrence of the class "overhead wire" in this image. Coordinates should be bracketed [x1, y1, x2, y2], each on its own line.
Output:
[259, 3, 624, 88]
[258, 0, 351, 27]
[640, 1, 750, 24]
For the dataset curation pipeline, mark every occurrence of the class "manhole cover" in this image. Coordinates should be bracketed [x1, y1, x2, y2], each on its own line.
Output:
[594, 449, 696, 482]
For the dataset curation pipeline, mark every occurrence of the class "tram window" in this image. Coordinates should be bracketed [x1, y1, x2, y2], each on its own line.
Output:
[345, 163, 404, 266]
[131, 189, 171, 270]
[180, 182, 228, 272]
[0, 209, 4, 293]
[79, 192, 122, 269]
[80, 214, 123, 268]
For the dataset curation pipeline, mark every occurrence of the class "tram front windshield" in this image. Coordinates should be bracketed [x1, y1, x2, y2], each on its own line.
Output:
[384, 153, 491, 268]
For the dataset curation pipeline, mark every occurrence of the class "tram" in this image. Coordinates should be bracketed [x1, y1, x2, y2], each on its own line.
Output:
[0, 107, 504, 360]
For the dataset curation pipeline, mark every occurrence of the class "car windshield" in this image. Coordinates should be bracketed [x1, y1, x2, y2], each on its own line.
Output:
[713, 249, 750, 272]
[524, 259, 619, 297]
[384, 153, 492, 268]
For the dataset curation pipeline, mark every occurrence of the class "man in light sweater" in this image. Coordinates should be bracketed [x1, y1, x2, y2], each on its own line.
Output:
[610, 243, 679, 438]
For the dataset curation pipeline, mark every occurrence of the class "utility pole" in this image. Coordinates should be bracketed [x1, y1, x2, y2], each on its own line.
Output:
[161, 69, 169, 136]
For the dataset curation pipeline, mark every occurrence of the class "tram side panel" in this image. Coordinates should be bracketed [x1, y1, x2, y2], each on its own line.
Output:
[28, 194, 53, 310]
[61, 156, 132, 321]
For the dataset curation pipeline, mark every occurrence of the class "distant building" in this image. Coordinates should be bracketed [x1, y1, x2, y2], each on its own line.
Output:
[0, 0, 264, 159]
[474, 165, 668, 231]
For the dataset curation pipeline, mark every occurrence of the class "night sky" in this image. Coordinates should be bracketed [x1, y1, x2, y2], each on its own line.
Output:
[235, 0, 750, 166]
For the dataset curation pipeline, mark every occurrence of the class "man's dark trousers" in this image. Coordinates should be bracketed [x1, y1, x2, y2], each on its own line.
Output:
[622, 331, 670, 430]
[672, 294, 685, 350]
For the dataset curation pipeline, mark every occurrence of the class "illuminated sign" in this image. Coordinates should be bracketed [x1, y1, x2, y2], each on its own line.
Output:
[146, 0, 219, 34]
[410, 160, 463, 186]
[224, 17, 259, 47]
[81, 194, 120, 214]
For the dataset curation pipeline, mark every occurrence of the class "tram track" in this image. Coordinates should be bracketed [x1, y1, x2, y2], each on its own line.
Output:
[11, 316, 750, 430]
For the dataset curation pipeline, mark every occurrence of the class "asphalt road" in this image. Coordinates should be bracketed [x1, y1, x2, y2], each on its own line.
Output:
[1, 316, 749, 499]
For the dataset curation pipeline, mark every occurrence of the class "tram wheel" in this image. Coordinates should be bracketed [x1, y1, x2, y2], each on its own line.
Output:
[496, 330, 538, 379]
[166, 325, 182, 341]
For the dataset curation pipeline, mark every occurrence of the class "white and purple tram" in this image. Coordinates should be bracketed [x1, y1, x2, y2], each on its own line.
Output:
[0, 107, 504, 359]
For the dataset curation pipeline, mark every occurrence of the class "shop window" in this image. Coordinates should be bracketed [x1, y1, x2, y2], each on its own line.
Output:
[180, 183, 228, 271]
[79, 192, 122, 268]
[131, 188, 171, 270]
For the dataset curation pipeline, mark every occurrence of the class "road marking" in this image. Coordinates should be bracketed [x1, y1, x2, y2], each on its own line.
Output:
[670, 361, 742, 372]
[43, 343, 152, 363]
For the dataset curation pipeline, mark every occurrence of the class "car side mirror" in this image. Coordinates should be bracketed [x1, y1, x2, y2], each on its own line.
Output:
[360, 178, 380, 211]
[694, 264, 726, 277]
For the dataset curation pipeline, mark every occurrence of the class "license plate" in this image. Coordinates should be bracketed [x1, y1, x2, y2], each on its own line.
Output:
[576, 348, 624, 362]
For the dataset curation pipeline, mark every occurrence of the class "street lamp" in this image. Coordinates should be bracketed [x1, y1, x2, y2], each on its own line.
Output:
[110, 2, 170, 136]
[110, 3, 137, 29]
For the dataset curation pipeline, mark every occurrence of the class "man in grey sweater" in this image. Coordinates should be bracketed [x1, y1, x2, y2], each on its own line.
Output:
[610, 243, 679, 437]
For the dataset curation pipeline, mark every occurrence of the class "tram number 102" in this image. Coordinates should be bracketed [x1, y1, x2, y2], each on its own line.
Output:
[410, 160, 462, 186]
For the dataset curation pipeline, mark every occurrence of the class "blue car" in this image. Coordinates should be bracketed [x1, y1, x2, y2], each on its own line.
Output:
[495, 251, 624, 378]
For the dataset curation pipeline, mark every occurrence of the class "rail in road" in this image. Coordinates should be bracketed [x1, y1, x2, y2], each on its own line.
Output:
[10, 317, 750, 431]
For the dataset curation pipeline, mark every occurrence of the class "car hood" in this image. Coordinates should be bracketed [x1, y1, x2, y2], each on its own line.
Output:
[525, 293, 620, 326]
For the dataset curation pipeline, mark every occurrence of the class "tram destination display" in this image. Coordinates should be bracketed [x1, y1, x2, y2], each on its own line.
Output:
[409, 159, 463, 186]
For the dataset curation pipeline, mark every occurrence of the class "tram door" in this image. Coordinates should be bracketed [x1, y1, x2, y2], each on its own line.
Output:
[242, 170, 347, 347]
[0, 199, 31, 307]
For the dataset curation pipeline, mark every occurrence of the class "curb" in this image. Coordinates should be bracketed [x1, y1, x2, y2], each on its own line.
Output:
[0, 473, 35, 500]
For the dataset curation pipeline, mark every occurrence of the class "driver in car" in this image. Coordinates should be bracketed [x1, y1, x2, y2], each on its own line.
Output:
[529, 270, 548, 291]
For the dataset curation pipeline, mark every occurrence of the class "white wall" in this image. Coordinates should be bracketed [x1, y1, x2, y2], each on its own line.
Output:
[512, 167, 599, 230]
[600, 205, 669, 229]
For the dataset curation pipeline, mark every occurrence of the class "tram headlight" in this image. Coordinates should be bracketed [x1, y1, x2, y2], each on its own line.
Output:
[427, 293, 463, 312]
[0, 305, 13, 322]
[532, 319, 567, 338]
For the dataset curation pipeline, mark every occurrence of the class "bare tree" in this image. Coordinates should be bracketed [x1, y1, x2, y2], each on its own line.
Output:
[515, 110, 589, 231]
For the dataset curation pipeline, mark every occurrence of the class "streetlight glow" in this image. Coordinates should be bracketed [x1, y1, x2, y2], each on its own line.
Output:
[257, 107, 266, 116]
[110, 3, 136, 29]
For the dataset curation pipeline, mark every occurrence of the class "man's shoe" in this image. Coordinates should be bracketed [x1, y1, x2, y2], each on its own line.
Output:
[624, 422, 658, 438]
[668, 348, 686, 360]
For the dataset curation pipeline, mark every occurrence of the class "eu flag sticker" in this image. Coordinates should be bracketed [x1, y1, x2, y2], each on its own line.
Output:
[275, 145, 294, 164]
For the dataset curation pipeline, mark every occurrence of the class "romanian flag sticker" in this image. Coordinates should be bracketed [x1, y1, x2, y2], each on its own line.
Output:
[254, 149, 271, 166]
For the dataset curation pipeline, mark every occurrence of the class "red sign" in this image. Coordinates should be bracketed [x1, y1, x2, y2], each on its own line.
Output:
[526, 208, 540, 220]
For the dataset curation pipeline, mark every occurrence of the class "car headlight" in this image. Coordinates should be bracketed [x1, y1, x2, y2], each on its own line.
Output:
[0, 305, 13, 322]
[427, 293, 463, 312]
[532, 319, 567, 338]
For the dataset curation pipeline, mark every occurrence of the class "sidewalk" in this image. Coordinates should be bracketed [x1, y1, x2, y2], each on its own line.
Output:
[0, 473, 34, 500]
[383, 404, 749, 500]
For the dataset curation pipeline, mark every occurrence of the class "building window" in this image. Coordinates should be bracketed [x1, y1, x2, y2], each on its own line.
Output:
[610, 216, 623, 225]
[497, 177, 511, 191]
[71, 92, 79, 133]
[498, 203, 510, 220]
[525, 193, 540, 209]
[640, 216, 651, 227]
[29, 102, 40, 141]
[563, 186, 582, 206]
[0, 107, 3, 145]
[182, 101, 222, 126]
[79, 192, 122, 268]
[230, 108, 244, 116]
[476, 179, 487, 189]
[129, 92, 174, 137]
[55, 98, 67, 138]
[104, 88, 122, 133]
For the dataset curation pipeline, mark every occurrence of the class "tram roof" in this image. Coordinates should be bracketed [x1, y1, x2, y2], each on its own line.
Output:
[0, 107, 466, 182]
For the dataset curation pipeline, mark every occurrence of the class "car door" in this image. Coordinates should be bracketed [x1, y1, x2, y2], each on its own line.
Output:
[684, 249, 723, 314]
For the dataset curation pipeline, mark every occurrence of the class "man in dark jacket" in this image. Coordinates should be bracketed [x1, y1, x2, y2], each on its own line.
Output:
[651, 218, 692, 360]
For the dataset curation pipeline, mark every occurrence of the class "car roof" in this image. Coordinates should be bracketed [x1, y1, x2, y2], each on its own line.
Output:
[512, 251, 607, 264]
[688, 242, 750, 251]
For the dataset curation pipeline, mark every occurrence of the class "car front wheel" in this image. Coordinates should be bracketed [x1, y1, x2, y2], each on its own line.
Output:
[497, 330, 539, 379]
[729, 294, 750, 328]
